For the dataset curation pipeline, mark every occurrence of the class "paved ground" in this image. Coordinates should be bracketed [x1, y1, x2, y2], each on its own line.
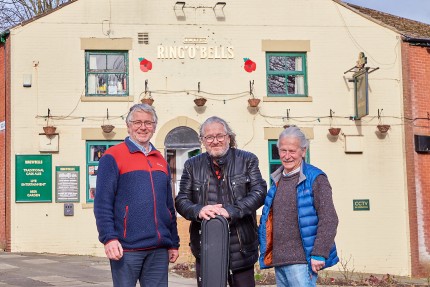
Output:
[0, 252, 197, 287]
[1, 252, 427, 286]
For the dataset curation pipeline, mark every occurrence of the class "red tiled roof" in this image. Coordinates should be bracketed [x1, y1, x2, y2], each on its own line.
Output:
[342, 1, 430, 39]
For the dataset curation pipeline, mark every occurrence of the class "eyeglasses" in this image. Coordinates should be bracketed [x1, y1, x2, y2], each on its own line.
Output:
[129, 120, 155, 129]
[202, 134, 228, 143]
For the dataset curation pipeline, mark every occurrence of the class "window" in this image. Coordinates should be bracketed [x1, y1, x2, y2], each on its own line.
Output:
[85, 51, 128, 96]
[268, 140, 310, 184]
[86, 141, 121, 202]
[266, 52, 307, 97]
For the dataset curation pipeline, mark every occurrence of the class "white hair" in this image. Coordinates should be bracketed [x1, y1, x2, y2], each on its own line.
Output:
[277, 126, 309, 149]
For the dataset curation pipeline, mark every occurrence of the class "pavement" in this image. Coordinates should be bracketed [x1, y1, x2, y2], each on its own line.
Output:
[0, 252, 197, 287]
[1, 252, 427, 286]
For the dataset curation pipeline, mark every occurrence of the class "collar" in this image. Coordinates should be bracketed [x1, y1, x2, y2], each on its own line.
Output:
[282, 166, 300, 177]
[126, 136, 153, 155]
[207, 147, 231, 166]
[272, 160, 307, 184]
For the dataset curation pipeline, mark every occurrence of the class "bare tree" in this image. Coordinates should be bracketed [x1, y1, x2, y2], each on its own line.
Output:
[0, 0, 70, 32]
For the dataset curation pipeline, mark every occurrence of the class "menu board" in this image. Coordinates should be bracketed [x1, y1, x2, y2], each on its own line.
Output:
[56, 166, 80, 202]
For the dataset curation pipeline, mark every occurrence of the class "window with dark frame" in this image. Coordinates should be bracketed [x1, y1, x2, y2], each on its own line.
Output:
[266, 52, 308, 97]
[85, 51, 129, 97]
[86, 141, 121, 202]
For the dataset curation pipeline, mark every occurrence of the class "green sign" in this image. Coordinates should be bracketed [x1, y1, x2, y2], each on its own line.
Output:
[56, 166, 80, 202]
[353, 199, 370, 211]
[15, 155, 52, 202]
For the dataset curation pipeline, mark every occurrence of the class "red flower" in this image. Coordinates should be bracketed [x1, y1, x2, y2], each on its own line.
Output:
[139, 58, 153, 72]
[244, 58, 256, 73]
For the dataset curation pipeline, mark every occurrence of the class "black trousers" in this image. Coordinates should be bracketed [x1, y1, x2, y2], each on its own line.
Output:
[195, 259, 255, 287]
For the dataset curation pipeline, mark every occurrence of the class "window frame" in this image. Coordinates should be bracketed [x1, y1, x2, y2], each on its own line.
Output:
[266, 52, 308, 97]
[86, 140, 121, 202]
[85, 50, 129, 97]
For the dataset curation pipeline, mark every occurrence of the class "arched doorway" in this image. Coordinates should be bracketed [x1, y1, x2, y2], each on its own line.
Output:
[164, 126, 201, 196]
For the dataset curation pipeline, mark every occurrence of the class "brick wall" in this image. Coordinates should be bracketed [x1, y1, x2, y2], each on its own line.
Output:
[402, 42, 430, 276]
[176, 218, 193, 264]
[0, 42, 6, 250]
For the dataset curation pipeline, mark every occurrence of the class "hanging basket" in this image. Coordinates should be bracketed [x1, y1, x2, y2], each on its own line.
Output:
[43, 126, 57, 135]
[377, 124, 390, 133]
[101, 124, 115, 133]
[248, 98, 261, 108]
[141, 98, 154, 106]
[328, 127, 341, 136]
[194, 98, 207, 107]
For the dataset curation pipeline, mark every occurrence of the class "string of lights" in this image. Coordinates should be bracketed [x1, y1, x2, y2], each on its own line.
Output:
[34, 85, 429, 129]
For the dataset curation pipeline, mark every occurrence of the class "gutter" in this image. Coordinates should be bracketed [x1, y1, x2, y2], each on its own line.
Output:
[402, 35, 430, 47]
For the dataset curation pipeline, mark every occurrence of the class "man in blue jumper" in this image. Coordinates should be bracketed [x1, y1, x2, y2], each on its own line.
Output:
[94, 103, 179, 287]
[259, 126, 338, 286]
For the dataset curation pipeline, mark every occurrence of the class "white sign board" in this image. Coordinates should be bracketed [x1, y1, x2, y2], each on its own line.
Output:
[0, 121, 5, 131]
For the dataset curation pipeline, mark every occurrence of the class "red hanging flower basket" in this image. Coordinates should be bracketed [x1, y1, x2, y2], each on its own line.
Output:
[141, 98, 154, 106]
[101, 125, 115, 133]
[248, 98, 261, 107]
[377, 124, 390, 133]
[328, 127, 341, 136]
[194, 98, 207, 107]
[43, 126, 57, 136]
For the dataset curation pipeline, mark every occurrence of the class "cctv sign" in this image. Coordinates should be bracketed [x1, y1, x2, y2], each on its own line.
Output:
[353, 199, 370, 211]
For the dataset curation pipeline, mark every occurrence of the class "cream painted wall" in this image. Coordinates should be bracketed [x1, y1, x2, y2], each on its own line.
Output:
[8, 0, 410, 275]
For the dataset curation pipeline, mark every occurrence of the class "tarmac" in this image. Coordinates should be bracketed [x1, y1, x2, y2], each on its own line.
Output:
[0, 252, 427, 286]
[0, 252, 198, 287]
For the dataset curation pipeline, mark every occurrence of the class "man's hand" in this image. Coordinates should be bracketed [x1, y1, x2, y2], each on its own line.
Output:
[199, 204, 223, 220]
[218, 207, 230, 219]
[168, 249, 179, 263]
[311, 258, 325, 273]
[104, 240, 123, 260]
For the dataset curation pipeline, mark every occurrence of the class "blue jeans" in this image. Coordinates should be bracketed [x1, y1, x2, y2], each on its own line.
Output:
[110, 248, 168, 287]
[275, 264, 317, 287]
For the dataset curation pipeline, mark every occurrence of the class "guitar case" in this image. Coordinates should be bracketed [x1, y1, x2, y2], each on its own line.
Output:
[201, 215, 230, 287]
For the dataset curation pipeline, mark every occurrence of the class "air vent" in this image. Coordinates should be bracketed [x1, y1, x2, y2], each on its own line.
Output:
[415, 134, 430, 153]
[138, 32, 149, 45]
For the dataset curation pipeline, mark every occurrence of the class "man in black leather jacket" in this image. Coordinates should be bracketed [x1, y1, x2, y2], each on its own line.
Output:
[175, 116, 267, 287]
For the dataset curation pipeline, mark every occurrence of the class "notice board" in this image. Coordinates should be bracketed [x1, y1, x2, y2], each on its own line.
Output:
[15, 154, 52, 202]
[56, 166, 80, 202]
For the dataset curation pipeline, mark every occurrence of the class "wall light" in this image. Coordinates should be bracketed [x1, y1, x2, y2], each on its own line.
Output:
[213, 2, 226, 10]
[213, 2, 226, 20]
[174, 1, 186, 20]
[23, 74, 32, 87]
[174, 1, 185, 11]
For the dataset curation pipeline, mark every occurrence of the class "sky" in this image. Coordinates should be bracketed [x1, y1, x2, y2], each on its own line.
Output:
[343, 0, 430, 24]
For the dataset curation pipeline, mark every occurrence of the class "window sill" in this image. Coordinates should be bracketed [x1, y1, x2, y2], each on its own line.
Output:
[263, 96, 313, 102]
[81, 96, 134, 102]
[82, 203, 94, 209]
[82, 128, 128, 140]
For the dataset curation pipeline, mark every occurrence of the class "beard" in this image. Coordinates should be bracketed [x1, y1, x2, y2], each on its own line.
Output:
[208, 146, 229, 159]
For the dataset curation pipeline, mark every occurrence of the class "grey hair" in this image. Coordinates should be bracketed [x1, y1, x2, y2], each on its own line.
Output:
[277, 126, 309, 150]
[199, 116, 237, 148]
[125, 103, 158, 125]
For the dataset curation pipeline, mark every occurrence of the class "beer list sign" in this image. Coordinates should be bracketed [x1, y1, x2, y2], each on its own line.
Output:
[56, 166, 80, 202]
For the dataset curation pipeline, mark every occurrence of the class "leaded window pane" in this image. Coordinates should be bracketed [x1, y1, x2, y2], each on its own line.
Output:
[268, 75, 286, 94]
[266, 52, 307, 97]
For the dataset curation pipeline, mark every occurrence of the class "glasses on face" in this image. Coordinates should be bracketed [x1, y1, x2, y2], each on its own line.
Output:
[202, 134, 228, 143]
[129, 120, 155, 129]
